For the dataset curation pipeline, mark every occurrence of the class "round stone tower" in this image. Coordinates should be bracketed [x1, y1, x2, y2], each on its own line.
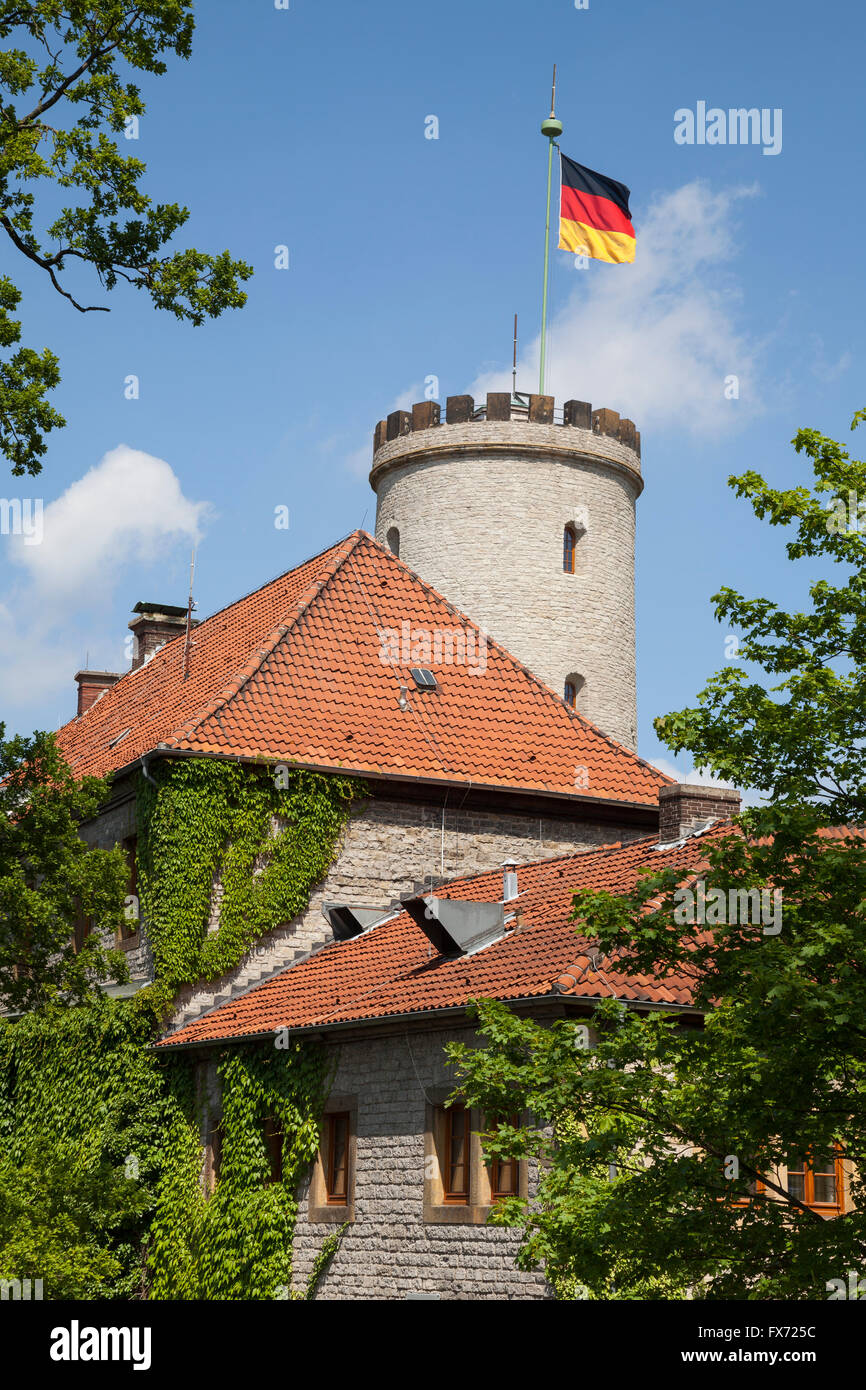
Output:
[370, 391, 642, 750]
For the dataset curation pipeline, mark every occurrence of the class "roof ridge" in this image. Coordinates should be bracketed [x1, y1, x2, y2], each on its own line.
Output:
[352, 534, 671, 788]
[56, 531, 366, 744]
[163, 532, 366, 749]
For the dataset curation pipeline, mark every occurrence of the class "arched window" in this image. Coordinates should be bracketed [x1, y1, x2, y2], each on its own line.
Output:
[563, 524, 577, 573]
[386, 526, 400, 557]
[563, 673, 586, 711]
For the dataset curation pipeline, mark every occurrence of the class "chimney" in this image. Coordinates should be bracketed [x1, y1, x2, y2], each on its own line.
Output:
[74, 669, 121, 716]
[503, 860, 519, 902]
[658, 782, 741, 845]
[128, 601, 195, 670]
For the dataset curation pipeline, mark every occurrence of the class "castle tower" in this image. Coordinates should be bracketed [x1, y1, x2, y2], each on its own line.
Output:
[370, 392, 642, 750]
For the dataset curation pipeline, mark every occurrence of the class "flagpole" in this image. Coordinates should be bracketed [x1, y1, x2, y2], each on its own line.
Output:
[539, 65, 563, 395]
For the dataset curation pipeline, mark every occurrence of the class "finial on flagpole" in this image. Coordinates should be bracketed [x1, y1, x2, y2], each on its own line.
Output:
[541, 64, 563, 139]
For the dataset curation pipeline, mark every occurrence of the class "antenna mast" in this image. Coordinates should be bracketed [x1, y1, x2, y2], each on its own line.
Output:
[512, 313, 518, 396]
[182, 549, 196, 680]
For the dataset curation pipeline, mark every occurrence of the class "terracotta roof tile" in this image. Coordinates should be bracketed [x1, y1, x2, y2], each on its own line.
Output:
[157, 823, 737, 1050]
[57, 531, 671, 805]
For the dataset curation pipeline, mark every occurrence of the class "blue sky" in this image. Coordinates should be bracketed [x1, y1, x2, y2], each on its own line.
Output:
[1, 0, 863, 782]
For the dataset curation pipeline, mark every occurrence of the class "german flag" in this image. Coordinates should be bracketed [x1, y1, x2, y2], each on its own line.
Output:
[558, 154, 635, 264]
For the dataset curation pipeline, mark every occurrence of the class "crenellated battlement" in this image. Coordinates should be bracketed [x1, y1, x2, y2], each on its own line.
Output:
[372, 393, 640, 458]
[368, 381, 643, 750]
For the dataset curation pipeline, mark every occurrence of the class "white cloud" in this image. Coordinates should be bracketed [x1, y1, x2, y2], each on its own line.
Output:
[9, 444, 209, 594]
[0, 445, 210, 721]
[472, 180, 763, 433]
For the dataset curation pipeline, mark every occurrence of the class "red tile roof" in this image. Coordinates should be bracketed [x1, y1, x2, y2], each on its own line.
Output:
[157, 824, 736, 1050]
[57, 531, 671, 806]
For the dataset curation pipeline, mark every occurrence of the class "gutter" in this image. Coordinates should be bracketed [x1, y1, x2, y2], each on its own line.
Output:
[105, 747, 663, 819]
[150, 992, 703, 1054]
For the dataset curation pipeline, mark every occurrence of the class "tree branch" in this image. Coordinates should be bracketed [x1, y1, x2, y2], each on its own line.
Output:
[0, 215, 109, 312]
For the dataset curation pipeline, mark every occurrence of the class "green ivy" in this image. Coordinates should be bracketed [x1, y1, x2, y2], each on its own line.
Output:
[1, 757, 361, 1299]
[0, 1001, 337, 1300]
[303, 1221, 348, 1299]
[0, 996, 174, 1298]
[135, 758, 365, 986]
[149, 1040, 334, 1300]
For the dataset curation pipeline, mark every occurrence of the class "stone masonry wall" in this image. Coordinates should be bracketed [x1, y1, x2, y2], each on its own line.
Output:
[167, 793, 650, 1027]
[293, 1026, 550, 1300]
[253, 794, 649, 967]
[371, 417, 642, 749]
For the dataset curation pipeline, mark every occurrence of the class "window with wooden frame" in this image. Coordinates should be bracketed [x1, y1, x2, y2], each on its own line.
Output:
[308, 1097, 356, 1221]
[487, 1113, 521, 1201]
[442, 1103, 471, 1204]
[117, 835, 140, 948]
[563, 524, 577, 574]
[730, 1170, 766, 1206]
[424, 1097, 528, 1223]
[563, 680, 577, 708]
[262, 1116, 283, 1185]
[325, 1111, 350, 1204]
[786, 1151, 844, 1213]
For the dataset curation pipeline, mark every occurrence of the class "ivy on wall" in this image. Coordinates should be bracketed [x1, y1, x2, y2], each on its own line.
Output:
[0, 757, 363, 1299]
[135, 758, 366, 987]
[0, 1000, 337, 1300]
[149, 1040, 334, 1300]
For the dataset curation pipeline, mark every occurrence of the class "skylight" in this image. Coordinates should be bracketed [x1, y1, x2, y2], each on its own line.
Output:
[410, 668, 438, 690]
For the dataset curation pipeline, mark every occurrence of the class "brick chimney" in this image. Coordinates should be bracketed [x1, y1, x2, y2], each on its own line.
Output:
[658, 782, 741, 844]
[74, 669, 121, 716]
[129, 602, 195, 670]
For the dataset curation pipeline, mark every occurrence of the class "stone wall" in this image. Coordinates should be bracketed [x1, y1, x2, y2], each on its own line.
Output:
[293, 1025, 550, 1300]
[246, 793, 648, 965]
[78, 779, 649, 1014]
[166, 792, 650, 1028]
[371, 410, 642, 749]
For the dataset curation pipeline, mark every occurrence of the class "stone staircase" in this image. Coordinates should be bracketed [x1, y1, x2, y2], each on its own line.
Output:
[166, 920, 335, 1035]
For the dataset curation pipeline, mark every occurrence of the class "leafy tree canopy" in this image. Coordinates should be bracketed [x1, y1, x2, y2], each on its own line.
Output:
[0, 724, 128, 1012]
[0, 1, 253, 474]
[450, 413, 866, 1299]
